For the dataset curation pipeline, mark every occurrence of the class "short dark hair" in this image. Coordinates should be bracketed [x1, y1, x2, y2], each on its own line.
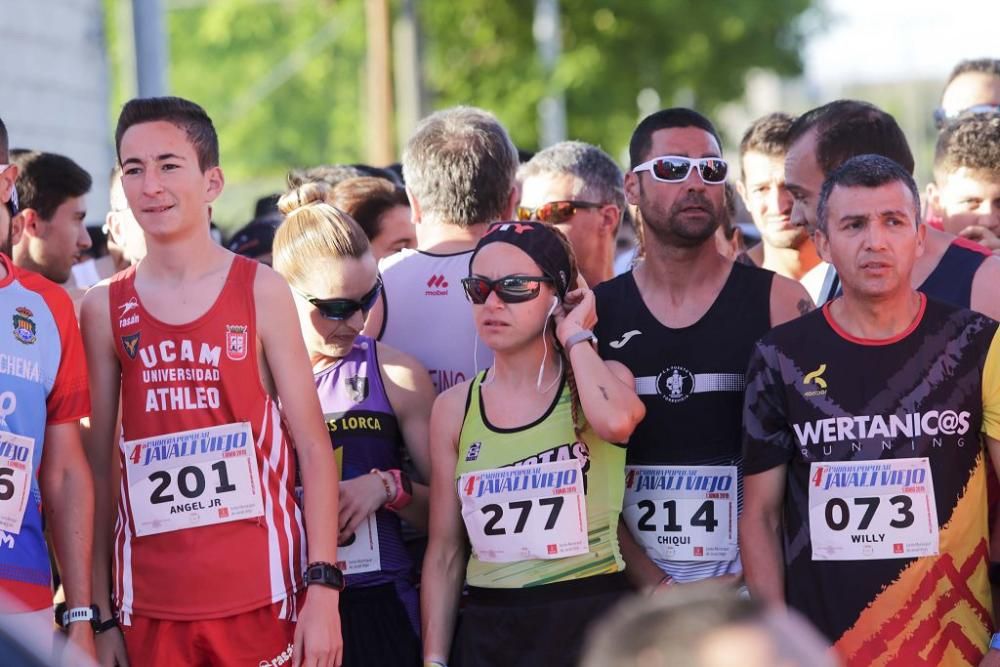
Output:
[787, 100, 914, 176]
[933, 112, 1000, 182]
[328, 176, 409, 241]
[629, 108, 722, 168]
[13, 150, 92, 220]
[945, 58, 1000, 87]
[0, 116, 8, 163]
[288, 164, 367, 190]
[816, 154, 920, 233]
[739, 112, 794, 179]
[115, 96, 219, 171]
[286, 163, 403, 190]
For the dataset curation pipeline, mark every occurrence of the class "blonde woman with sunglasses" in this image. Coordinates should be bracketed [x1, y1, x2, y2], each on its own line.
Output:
[274, 184, 435, 666]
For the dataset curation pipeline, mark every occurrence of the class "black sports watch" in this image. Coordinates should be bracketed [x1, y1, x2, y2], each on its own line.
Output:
[304, 562, 346, 591]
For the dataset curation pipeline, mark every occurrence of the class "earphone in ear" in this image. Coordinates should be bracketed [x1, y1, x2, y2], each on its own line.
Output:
[551, 296, 559, 308]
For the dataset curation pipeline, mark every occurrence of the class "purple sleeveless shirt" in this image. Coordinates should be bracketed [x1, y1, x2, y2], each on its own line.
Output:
[314, 335, 418, 629]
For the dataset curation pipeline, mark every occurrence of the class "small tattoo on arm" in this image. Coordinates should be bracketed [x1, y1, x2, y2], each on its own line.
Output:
[796, 298, 814, 316]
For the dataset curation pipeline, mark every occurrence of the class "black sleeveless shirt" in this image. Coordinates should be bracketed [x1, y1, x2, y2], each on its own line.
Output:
[917, 241, 987, 309]
[594, 262, 774, 466]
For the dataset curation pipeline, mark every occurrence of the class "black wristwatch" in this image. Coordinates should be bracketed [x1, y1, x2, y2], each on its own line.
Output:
[95, 615, 120, 635]
[304, 562, 346, 591]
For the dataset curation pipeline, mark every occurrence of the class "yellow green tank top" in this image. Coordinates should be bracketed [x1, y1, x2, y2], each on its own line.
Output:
[455, 371, 626, 588]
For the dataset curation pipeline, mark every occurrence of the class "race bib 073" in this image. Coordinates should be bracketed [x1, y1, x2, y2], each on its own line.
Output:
[458, 458, 589, 563]
[0, 431, 35, 535]
[809, 458, 939, 561]
[125, 422, 265, 537]
[623, 465, 738, 561]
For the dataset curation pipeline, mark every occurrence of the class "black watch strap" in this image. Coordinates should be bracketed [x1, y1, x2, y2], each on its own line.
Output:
[95, 615, 119, 635]
[304, 561, 346, 591]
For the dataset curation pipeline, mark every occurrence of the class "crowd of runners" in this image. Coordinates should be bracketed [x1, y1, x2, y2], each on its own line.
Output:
[2, 56, 1000, 667]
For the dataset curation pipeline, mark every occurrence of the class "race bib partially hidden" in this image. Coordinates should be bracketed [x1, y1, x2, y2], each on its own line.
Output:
[623, 465, 738, 561]
[336, 512, 381, 575]
[0, 431, 35, 535]
[125, 423, 265, 537]
[458, 459, 589, 563]
[809, 458, 939, 561]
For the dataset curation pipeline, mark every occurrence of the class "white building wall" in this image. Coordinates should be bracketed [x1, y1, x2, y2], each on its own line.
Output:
[2, 0, 112, 223]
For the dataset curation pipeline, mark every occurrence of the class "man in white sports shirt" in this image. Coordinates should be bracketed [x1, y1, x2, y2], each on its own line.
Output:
[362, 106, 519, 393]
[81, 97, 343, 667]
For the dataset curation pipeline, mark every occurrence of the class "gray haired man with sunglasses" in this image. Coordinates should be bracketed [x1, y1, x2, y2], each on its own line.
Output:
[517, 141, 625, 288]
[593, 108, 811, 595]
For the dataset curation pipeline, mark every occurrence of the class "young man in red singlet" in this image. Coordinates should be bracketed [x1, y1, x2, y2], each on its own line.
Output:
[81, 97, 343, 667]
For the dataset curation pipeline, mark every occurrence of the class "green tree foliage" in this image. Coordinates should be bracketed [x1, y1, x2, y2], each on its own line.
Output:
[105, 0, 816, 226]
[420, 0, 815, 155]
[168, 0, 367, 182]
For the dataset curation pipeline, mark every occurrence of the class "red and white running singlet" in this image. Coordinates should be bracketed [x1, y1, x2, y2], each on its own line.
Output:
[110, 257, 305, 620]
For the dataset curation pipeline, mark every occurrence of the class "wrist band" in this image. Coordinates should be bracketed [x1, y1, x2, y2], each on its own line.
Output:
[370, 469, 393, 502]
[95, 616, 119, 635]
[384, 468, 413, 512]
[61, 605, 99, 629]
[563, 329, 597, 352]
[424, 661, 448, 667]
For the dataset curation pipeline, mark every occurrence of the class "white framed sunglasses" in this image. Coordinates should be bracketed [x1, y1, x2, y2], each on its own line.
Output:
[632, 155, 728, 184]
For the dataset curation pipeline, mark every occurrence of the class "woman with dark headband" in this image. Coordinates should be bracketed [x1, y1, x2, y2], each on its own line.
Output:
[273, 184, 434, 666]
[421, 221, 646, 667]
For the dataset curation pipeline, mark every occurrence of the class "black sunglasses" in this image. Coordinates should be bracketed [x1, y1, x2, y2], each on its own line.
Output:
[295, 277, 382, 320]
[933, 104, 1000, 129]
[461, 275, 553, 304]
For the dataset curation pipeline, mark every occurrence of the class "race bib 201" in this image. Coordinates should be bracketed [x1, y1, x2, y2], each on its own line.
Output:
[125, 422, 265, 537]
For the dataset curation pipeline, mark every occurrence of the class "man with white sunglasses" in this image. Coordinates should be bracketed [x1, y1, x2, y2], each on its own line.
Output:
[593, 108, 811, 593]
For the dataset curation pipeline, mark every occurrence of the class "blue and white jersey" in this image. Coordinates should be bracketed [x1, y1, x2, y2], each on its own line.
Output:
[0, 254, 89, 610]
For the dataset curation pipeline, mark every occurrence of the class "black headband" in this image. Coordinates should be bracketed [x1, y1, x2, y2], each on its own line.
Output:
[470, 221, 572, 297]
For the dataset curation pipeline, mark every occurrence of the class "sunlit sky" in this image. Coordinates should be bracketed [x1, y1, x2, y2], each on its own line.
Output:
[804, 0, 1000, 85]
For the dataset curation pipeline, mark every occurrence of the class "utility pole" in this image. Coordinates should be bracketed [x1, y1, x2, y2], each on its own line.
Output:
[394, 0, 426, 150]
[132, 0, 170, 97]
[534, 0, 566, 148]
[366, 0, 395, 165]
